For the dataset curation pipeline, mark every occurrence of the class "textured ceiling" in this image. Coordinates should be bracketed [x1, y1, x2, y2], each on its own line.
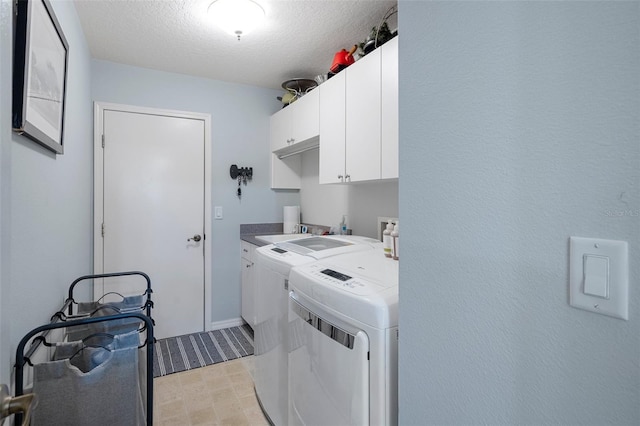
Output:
[73, 0, 398, 90]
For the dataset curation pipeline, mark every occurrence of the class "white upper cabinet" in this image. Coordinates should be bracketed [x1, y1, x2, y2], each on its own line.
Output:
[319, 71, 346, 184]
[381, 37, 399, 179]
[270, 89, 319, 189]
[272, 37, 398, 188]
[292, 89, 320, 144]
[345, 47, 382, 183]
[319, 37, 398, 184]
[270, 107, 291, 152]
[270, 89, 319, 152]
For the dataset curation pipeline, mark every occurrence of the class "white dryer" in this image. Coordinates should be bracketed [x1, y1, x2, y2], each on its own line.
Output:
[253, 235, 381, 425]
[287, 250, 399, 426]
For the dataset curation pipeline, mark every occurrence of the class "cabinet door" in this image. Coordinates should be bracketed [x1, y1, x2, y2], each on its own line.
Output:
[346, 48, 382, 182]
[241, 241, 254, 262]
[381, 37, 399, 179]
[270, 107, 292, 151]
[241, 257, 255, 326]
[319, 72, 347, 184]
[291, 89, 319, 144]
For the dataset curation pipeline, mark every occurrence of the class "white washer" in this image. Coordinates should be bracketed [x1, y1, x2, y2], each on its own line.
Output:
[254, 235, 381, 425]
[287, 250, 399, 426]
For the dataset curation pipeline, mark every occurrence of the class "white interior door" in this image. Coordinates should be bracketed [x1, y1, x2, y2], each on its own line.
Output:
[96, 106, 208, 339]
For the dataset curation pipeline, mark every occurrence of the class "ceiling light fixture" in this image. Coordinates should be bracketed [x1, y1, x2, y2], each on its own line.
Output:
[207, 0, 265, 41]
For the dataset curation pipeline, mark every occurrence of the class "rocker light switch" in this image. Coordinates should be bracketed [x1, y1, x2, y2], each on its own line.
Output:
[569, 237, 628, 320]
[583, 255, 609, 298]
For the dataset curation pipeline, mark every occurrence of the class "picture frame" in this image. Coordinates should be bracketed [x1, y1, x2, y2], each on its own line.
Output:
[12, 0, 69, 154]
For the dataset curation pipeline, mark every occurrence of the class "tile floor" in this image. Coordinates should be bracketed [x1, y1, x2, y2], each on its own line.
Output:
[154, 355, 270, 426]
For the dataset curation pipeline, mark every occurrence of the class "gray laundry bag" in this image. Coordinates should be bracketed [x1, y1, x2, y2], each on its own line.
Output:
[65, 298, 145, 342]
[30, 330, 146, 426]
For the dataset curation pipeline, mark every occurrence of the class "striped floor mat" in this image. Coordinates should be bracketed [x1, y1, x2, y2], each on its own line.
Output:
[153, 324, 254, 377]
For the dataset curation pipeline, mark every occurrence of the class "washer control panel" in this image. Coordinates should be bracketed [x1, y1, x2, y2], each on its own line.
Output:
[303, 264, 372, 295]
[320, 269, 351, 281]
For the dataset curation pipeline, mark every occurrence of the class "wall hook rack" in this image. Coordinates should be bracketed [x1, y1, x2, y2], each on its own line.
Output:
[230, 164, 253, 198]
[230, 164, 253, 180]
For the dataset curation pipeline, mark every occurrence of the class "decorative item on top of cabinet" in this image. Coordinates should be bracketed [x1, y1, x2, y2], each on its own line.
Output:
[358, 4, 398, 57]
[278, 78, 317, 106]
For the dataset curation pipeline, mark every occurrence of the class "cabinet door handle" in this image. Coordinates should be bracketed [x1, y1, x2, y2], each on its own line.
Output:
[345, 174, 351, 182]
[338, 174, 343, 182]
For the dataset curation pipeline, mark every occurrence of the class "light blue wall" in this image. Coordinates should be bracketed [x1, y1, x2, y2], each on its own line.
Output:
[0, 0, 12, 385]
[91, 60, 300, 323]
[0, 0, 93, 381]
[299, 149, 398, 238]
[399, 1, 639, 425]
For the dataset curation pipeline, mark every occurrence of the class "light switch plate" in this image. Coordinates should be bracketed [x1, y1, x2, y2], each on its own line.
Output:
[569, 237, 628, 320]
[214, 206, 223, 220]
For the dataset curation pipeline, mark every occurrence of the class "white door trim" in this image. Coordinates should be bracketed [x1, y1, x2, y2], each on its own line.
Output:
[93, 101, 213, 333]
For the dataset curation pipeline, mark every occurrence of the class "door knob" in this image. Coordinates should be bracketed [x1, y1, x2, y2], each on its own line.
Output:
[188, 234, 202, 242]
[1, 384, 37, 426]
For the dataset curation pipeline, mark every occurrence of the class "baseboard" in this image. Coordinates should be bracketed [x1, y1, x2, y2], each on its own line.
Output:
[209, 317, 245, 331]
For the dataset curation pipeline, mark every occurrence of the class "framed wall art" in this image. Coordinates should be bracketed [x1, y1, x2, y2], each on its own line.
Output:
[12, 0, 69, 154]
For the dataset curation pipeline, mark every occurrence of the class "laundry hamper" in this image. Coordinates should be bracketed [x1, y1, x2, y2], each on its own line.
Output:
[15, 310, 154, 426]
[13, 272, 154, 426]
[30, 328, 146, 426]
[64, 271, 154, 344]
[65, 300, 146, 342]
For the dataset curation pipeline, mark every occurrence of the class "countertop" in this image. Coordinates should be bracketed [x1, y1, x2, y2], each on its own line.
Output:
[240, 233, 278, 247]
[240, 223, 284, 247]
[240, 222, 331, 247]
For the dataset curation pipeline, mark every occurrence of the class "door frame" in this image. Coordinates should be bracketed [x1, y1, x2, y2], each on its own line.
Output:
[93, 101, 212, 333]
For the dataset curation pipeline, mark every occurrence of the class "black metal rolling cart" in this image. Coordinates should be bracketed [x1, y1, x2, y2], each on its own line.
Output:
[13, 271, 155, 426]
